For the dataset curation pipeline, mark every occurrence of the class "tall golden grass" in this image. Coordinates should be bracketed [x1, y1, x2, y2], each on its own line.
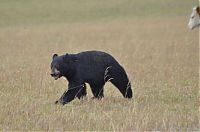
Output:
[0, 17, 198, 130]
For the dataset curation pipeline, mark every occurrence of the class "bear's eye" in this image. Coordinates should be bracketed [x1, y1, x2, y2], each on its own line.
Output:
[55, 64, 60, 69]
[51, 62, 59, 70]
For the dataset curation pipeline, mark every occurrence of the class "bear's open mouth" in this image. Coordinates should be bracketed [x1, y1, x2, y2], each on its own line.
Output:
[51, 73, 60, 80]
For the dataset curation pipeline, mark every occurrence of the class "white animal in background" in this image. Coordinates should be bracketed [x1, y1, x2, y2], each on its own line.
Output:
[188, 6, 200, 29]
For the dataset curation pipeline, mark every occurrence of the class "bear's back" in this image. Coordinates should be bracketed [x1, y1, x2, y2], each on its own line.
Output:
[74, 51, 120, 83]
[76, 51, 119, 67]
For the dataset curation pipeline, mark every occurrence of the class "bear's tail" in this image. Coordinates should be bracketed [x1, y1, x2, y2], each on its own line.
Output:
[107, 65, 133, 98]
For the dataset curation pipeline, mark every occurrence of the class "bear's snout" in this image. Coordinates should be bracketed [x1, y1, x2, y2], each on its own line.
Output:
[51, 74, 59, 80]
[50, 67, 61, 80]
[50, 73, 56, 77]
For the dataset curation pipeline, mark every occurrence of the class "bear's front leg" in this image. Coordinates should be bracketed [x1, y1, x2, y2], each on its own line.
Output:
[55, 92, 66, 105]
[55, 83, 84, 105]
[54, 90, 68, 105]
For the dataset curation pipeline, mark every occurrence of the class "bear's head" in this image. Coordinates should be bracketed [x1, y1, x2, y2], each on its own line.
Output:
[51, 53, 76, 80]
[50, 54, 62, 80]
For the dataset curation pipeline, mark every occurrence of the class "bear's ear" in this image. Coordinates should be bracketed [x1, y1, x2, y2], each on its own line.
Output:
[63, 53, 77, 62]
[52, 54, 58, 60]
[63, 53, 69, 61]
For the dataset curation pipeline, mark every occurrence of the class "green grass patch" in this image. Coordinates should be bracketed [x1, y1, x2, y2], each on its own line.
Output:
[0, 0, 197, 26]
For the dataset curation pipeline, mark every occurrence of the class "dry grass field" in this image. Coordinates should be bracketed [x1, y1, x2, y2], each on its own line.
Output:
[0, 0, 199, 131]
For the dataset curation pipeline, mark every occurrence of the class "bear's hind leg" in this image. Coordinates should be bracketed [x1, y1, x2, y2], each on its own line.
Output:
[111, 79, 132, 98]
[109, 66, 133, 98]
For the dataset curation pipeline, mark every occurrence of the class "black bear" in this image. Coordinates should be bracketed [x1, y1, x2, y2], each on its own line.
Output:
[50, 51, 132, 105]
